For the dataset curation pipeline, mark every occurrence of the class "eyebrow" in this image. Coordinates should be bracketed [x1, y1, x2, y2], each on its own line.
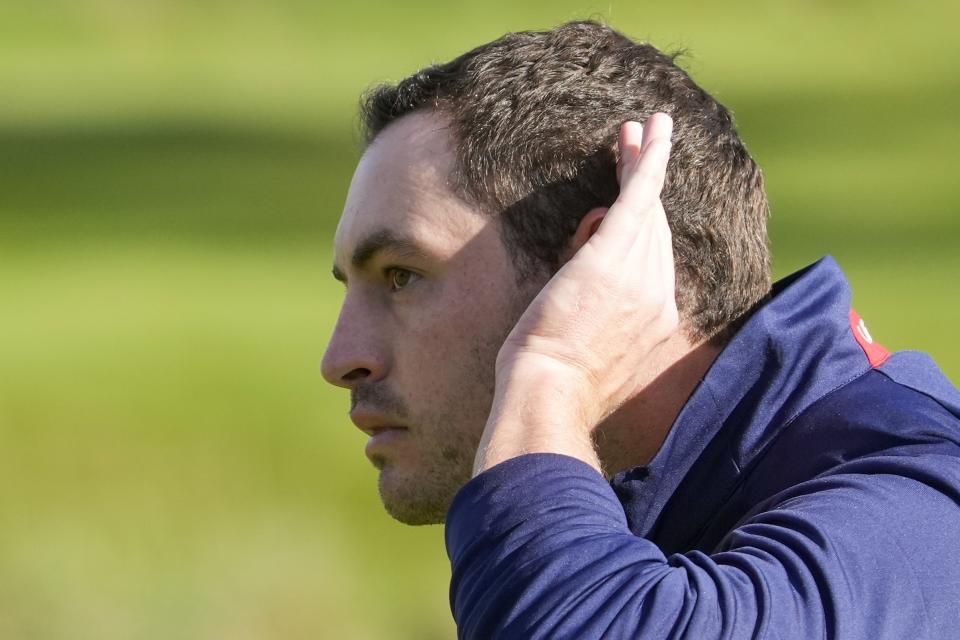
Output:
[331, 228, 431, 283]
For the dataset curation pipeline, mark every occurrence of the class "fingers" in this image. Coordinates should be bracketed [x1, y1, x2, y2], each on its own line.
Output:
[615, 121, 640, 185]
[618, 113, 673, 209]
[591, 113, 673, 252]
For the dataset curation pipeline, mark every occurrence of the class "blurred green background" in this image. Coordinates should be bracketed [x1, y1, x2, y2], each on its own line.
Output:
[1, 1, 957, 638]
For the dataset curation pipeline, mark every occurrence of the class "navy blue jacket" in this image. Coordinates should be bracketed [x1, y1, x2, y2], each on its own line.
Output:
[445, 257, 960, 639]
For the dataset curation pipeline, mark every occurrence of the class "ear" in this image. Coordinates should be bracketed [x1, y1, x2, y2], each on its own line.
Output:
[560, 206, 609, 263]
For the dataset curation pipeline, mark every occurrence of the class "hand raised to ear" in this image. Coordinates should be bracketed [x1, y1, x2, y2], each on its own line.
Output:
[475, 113, 680, 475]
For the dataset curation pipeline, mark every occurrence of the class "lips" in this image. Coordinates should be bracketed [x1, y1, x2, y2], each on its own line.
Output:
[350, 412, 410, 461]
[362, 427, 409, 464]
[365, 426, 407, 443]
[365, 425, 406, 436]
[349, 411, 408, 437]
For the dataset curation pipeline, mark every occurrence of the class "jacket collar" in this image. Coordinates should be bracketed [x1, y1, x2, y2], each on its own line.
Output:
[610, 256, 874, 544]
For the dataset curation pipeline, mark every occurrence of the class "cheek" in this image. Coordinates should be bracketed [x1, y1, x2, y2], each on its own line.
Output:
[393, 285, 520, 406]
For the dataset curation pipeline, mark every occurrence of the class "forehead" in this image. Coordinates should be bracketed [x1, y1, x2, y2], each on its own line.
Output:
[335, 112, 486, 265]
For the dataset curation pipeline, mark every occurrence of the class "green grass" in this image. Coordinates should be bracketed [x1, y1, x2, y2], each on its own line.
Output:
[0, 243, 453, 639]
[1, 1, 959, 637]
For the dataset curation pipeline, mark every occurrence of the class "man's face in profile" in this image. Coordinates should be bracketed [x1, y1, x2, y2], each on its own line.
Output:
[321, 111, 542, 524]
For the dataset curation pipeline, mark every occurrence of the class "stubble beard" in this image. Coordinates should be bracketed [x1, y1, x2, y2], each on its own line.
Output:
[376, 425, 481, 525]
[375, 324, 504, 526]
[372, 272, 547, 525]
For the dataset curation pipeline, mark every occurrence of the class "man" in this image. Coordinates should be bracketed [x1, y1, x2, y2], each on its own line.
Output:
[322, 20, 960, 639]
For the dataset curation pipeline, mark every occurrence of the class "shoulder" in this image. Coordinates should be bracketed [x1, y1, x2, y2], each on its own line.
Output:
[763, 365, 960, 497]
[791, 360, 960, 463]
[696, 364, 960, 548]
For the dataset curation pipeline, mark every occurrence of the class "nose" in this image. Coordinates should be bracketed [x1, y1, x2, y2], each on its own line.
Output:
[321, 299, 389, 389]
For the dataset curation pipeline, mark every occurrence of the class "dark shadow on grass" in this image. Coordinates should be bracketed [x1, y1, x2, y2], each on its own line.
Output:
[1, 82, 957, 252]
[0, 123, 362, 241]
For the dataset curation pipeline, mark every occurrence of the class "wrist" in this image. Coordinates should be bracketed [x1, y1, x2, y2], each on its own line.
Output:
[473, 363, 602, 475]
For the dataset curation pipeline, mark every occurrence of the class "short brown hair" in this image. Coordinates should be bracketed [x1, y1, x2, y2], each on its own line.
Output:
[360, 20, 770, 341]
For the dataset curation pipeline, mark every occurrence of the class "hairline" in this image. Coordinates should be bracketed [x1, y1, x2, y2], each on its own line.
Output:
[364, 107, 554, 284]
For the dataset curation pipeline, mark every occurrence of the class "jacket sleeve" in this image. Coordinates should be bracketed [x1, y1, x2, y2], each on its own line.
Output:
[445, 452, 960, 639]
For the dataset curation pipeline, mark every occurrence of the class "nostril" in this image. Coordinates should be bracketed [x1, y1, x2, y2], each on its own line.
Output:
[343, 368, 371, 382]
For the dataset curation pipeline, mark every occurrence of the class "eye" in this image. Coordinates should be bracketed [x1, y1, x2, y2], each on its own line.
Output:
[387, 268, 418, 292]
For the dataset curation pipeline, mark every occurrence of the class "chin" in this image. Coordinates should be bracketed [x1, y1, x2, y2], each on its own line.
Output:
[377, 465, 452, 526]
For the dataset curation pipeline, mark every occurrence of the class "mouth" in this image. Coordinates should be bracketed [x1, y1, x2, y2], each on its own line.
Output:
[349, 410, 408, 436]
[349, 412, 410, 462]
[363, 426, 409, 463]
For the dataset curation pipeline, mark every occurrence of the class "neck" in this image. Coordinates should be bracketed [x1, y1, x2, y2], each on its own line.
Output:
[592, 333, 723, 479]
